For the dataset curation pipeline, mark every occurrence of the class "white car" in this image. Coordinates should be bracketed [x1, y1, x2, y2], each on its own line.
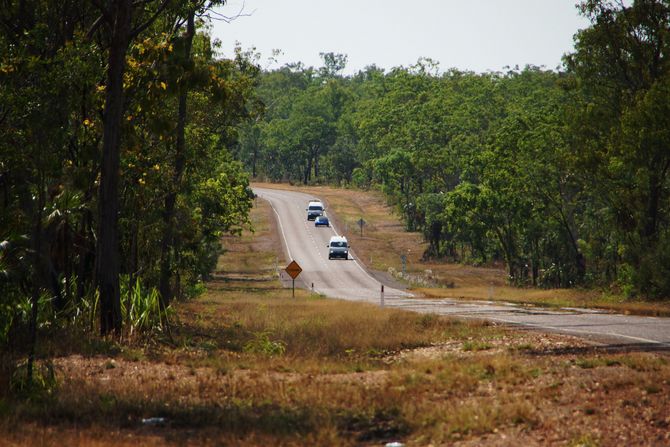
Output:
[327, 236, 349, 260]
[306, 200, 325, 221]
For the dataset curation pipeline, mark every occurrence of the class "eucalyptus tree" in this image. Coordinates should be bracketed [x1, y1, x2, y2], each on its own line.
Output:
[235, 2, 670, 296]
[88, 0, 256, 333]
[107, 13, 259, 311]
[355, 66, 440, 229]
[88, 0, 177, 335]
[565, 0, 670, 296]
[157, 1, 236, 308]
[0, 0, 260, 354]
[0, 0, 105, 383]
[256, 68, 342, 183]
[242, 65, 312, 180]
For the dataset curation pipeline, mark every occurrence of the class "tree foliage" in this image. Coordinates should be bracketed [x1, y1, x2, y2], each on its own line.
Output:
[0, 0, 259, 351]
[240, 1, 670, 298]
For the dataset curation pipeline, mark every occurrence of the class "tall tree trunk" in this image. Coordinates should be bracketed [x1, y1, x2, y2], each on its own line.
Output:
[77, 209, 94, 303]
[97, 0, 132, 336]
[303, 156, 311, 185]
[27, 173, 45, 388]
[555, 183, 586, 284]
[494, 226, 517, 282]
[63, 217, 72, 308]
[252, 145, 257, 178]
[531, 238, 539, 286]
[643, 168, 663, 242]
[159, 11, 195, 308]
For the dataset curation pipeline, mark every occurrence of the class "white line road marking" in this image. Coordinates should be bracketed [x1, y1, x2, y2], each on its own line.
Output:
[255, 187, 670, 346]
[316, 196, 410, 297]
[270, 191, 401, 297]
[446, 314, 670, 348]
[263, 193, 292, 260]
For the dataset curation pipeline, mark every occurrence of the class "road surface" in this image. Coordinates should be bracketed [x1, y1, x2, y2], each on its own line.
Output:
[254, 186, 670, 349]
[255, 187, 411, 302]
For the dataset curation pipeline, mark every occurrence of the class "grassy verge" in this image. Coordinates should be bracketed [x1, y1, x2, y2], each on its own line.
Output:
[2, 197, 670, 446]
[253, 182, 670, 317]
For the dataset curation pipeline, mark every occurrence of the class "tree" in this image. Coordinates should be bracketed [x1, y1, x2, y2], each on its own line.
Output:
[92, 0, 192, 335]
[0, 0, 259, 354]
[0, 0, 105, 383]
[158, 6, 197, 309]
[566, 0, 670, 296]
[319, 52, 347, 78]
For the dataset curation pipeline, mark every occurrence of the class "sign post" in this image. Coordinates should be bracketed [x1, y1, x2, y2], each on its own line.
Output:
[284, 260, 302, 298]
[357, 218, 366, 237]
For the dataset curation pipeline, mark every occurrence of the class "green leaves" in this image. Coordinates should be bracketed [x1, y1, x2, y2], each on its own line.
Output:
[565, 0, 670, 296]
[228, 0, 670, 297]
[0, 1, 261, 341]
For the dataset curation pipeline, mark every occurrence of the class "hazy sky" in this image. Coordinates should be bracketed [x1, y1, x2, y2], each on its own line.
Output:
[211, 0, 591, 74]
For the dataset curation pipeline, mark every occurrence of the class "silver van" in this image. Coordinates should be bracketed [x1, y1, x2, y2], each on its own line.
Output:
[327, 236, 349, 260]
[306, 200, 325, 220]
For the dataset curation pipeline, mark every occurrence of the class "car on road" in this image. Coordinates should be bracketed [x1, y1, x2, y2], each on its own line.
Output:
[327, 236, 349, 260]
[306, 200, 325, 220]
[314, 216, 330, 227]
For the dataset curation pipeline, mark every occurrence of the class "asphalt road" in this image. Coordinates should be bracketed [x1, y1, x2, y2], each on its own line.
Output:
[254, 186, 670, 349]
[255, 187, 411, 302]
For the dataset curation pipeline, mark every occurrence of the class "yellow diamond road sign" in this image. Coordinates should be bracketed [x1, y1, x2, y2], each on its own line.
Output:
[285, 260, 302, 279]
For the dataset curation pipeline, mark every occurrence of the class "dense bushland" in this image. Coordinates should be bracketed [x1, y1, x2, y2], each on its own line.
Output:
[0, 0, 259, 363]
[236, 0, 670, 298]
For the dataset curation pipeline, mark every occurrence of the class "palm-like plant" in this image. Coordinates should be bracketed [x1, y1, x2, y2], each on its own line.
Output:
[0, 233, 32, 345]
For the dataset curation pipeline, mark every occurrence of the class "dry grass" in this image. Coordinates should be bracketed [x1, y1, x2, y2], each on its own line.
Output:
[3, 194, 670, 446]
[173, 290, 509, 374]
[253, 182, 670, 317]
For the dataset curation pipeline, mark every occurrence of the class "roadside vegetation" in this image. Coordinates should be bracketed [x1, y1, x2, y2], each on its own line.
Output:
[3, 1, 669, 393]
[2, 197, 669, 446]
[237, 1, 670, 302]
[254, 182, 670, 317]
[2, 0, 670, 443]
[1, 0, 258, 386]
